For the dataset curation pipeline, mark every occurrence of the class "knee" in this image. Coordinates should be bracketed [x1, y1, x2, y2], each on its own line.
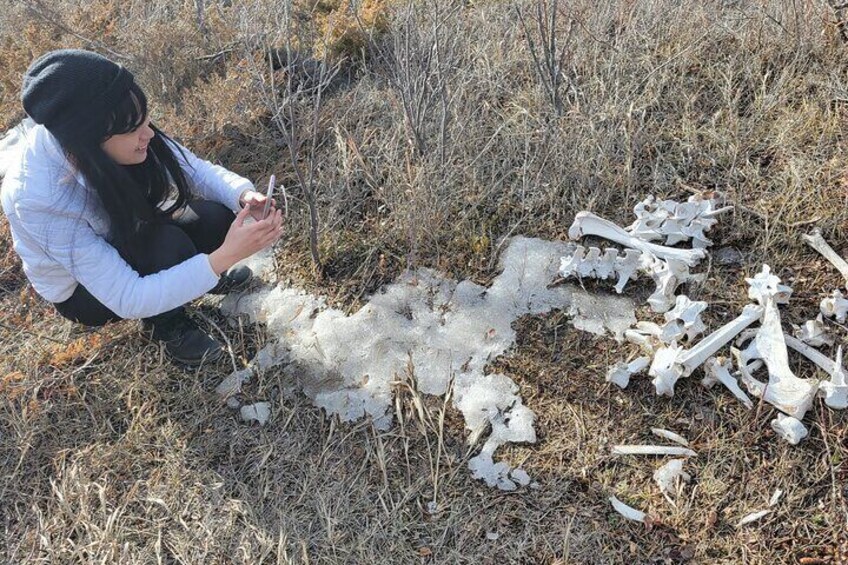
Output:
[131, 223, 197, 276]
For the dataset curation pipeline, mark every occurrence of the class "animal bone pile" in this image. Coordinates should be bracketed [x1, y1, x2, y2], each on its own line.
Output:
[569, 196, 848, 445]
[561, 194, 731, 312]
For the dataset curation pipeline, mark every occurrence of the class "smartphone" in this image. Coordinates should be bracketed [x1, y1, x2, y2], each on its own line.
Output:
[262, 174, 276, 220]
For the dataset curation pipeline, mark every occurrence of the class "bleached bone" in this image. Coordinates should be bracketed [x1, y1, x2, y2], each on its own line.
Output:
[770, 414, 808, 445]
[614, 249, 644, 293]
[646, 258, 699, 313]
[612, 444, 697, 457]
[595, 248, 619, 279]
[821, 289, 848, 323]
[569, 211, 707, 267]
[649, 343, 687, 397]
[606, 356, 651, 389]
[784, 336, 847, 409]
[609, 496, 647, 523]
[702, 357, 754, 409]
[577, 247, 601, 278]
[802, 227, 848, 286]
[653, 459, 690, 503]
[793, 315, 834, 347]
[650, 428, 689, 446]
[240, 401, 271, 425]
[628, 194, 732, 248]
[743, 266, 818, 420]
[736, 509, 772, 528]
[662, 295, 707, 343]
[649, 305, 764, 397]
[559, 245, 586, 277]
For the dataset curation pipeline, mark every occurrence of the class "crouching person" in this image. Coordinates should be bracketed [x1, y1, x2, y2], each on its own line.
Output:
[1, 49, 284, 365]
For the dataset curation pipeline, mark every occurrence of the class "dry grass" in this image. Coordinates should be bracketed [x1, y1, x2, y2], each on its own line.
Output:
[2, 0, 848, 563]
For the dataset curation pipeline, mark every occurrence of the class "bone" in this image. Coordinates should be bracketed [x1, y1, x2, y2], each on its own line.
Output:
[649, 304, 763, 397]
[627, 194, 731, 249]
[650, 428, 689, 446]
[653, 458, 690, 503]
[802, 227, 848, 287]
[577, 247, 601, 278]
[559, 245, 586, 278]
[614, 249, 644, 293]
[646, 258, 693, 313]
[612, 444, 697, 457]
[820, 289, 848, 323]
[609, 496, 647, 523]
[702, 357, 754, 409]
[785, 335, 847, 409]
[743, 266, 818, 420]
[595, 248, 619, 279]
[770, 413, 808, 445]
[240, 401, 271, 425]
[793, 315, 834, 347]
[662, 295, 708, 343]
[736, 509, 772, 528]
[606, 356, 651, 389]
[569, 211, 707, 267]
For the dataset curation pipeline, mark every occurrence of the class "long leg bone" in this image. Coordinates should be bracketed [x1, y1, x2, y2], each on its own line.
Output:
[802, 227, 848, 287]
[649, 304, 764, 397]
[569, 211, 707, 267]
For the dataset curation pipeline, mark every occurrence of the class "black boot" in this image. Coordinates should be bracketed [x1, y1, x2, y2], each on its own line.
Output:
[144, 308, 223, 365]
[208, 265, 253, 295]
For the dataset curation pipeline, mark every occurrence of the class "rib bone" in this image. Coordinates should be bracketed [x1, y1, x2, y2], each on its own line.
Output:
[802, 227, 848, 287]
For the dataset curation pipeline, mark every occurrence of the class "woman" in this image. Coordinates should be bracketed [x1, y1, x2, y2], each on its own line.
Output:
[1, 49, 284, 365]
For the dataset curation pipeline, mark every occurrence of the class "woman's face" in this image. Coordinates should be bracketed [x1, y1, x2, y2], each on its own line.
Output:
[101, 115, 154, 165]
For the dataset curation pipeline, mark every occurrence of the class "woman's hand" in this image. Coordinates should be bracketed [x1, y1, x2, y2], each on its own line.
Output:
[208, 206, 283, 275]
[239, 189, 277, 222]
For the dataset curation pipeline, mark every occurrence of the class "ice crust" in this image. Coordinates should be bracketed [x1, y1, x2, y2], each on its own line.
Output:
[221, 237, 636, 489]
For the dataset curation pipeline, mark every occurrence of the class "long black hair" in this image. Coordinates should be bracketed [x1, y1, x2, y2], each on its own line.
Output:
[52, 81, 192, 253]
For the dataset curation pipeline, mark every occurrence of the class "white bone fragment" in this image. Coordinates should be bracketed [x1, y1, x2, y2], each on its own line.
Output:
[802, 227, 848, 286]
[216, 367, 253, 398]
[624, 327, 661, 355]
[569, 211, 707, 267]
[594, 248, 619, 280]
[769, 489, 783, 507]
[614, 249, 644, 293]
[609, 496, 647, 523]
[770, 414, 808, 445]
[744, 266, 817, 420]
[702, 357, 753, 409]
[646, 258, 692, 313]
[746, 265, 792, 305]
[662, 295, 708, 343]
[606, 356, 650, 389]
[577, 247, 601, 278]
[793, 315, 834, 347]
[736, 509, 771, 528]
[612, 444, 697, 457]
[820, 289, 848, 323]
[240, 401, 271, 425]
[784, 335, 847, 409]
[649, 342, 687, 397]
[559, 245, 586, 278]
[653, 458, 690, 503]
[650, 428, 689, 446]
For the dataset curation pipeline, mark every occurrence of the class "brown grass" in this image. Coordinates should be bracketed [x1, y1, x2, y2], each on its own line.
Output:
[2, 0, 848, 563]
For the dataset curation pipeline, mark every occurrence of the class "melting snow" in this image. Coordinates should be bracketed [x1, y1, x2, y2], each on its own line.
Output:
[221, 237, 636, 489]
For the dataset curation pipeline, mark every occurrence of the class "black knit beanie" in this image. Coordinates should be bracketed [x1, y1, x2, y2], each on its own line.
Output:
[21, 49, 135, 141]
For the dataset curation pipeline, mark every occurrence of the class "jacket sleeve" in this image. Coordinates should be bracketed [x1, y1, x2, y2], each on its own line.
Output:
[13, 196, 220, 319]
[167, 139, 255, 211]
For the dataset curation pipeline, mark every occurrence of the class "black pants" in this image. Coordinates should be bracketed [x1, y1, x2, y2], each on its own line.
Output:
[53, 199, 234, 327]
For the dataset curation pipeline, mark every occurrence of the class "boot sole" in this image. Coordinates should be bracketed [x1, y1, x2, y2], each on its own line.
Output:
[169, 346, 224, 366]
